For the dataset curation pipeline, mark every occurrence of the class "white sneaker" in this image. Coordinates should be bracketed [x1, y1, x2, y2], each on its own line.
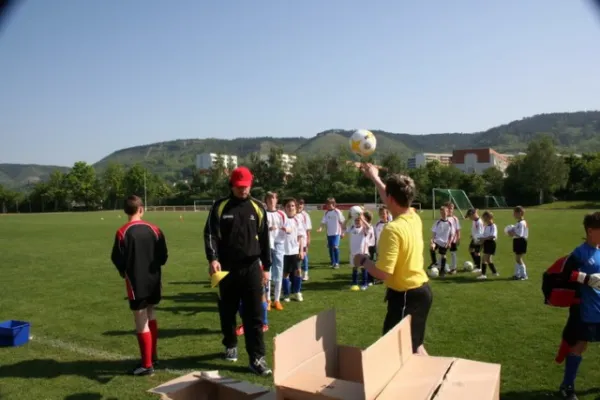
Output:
[292, 292, 304, 302]
[302, 272, 309, 281]
[476, 274, 487, 280]
[333, 264, 340, 269]
[472, 268, 481, 274]
[283, 297, 290, 302]
[493, 272, 500, 277]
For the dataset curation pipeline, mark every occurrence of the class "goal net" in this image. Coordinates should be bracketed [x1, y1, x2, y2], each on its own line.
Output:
[484, 196, 508, 208]
[193, 200, 214, 212]
[432, 188, 474, 218]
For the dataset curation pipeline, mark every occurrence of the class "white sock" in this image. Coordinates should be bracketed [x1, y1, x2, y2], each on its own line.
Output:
[450, 252, 457, 269]
[520, 263, 527, 278]
[514, 263, 520, 277]
[266, 280, 271, 300]
[274, 280, 282, 302]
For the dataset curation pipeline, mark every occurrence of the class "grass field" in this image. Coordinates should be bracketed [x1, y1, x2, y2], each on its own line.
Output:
[2, 208, 600, 400]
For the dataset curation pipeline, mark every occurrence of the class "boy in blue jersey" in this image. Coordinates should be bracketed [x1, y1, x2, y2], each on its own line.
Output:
[557, 212, 600, 399]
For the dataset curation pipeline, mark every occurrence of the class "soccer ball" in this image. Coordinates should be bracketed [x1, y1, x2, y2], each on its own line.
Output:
[428, 266, 440, 278]
[349, 205, 364, 219]
[504, 225, 514, 235]
[463, 261, 474, 272]
[349, 129, 377, 157]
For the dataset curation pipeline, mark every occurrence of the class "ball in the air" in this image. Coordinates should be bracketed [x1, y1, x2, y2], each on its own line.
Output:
[463, 261, 474, 272]
[349, 205, 364, 219]
[349, 129, 377, 157]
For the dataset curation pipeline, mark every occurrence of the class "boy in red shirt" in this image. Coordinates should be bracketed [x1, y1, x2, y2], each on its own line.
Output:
[111, 195, 168, 376]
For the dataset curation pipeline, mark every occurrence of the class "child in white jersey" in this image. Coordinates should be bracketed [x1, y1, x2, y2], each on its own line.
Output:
[446, 202, 461, 274]
[363, 211, 377, 285]
[508, 205, 529, 280]
[297, 199, 312, 281]
[466, 208, 484, 273]
[282, 198, 306, 302]
[317, 197, 345, 268]
[478, 211, 499, 280]
[345, 212, 371, 290]
[265, 191, 289, 310]
[429, 205, 454, 277]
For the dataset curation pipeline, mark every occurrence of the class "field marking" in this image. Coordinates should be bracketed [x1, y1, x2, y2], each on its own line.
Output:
[31, 335, 194, 376]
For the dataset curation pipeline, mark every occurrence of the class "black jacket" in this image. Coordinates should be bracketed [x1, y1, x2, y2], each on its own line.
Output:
[204, 194, 271, 272]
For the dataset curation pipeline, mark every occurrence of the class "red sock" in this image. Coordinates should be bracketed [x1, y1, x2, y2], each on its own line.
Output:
[555, 340, 570, 364]
[148, 319, 158, 359]
[136, 331, 153, 368]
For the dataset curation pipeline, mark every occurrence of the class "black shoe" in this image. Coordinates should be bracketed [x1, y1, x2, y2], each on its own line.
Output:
[559, 385, 578, 400]
[130, 365, 155, 376]
[249, 357, 272, 376]
[224, 347, 238, 362]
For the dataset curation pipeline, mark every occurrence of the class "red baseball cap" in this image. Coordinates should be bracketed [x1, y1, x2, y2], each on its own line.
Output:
[230, 166, 253, 187]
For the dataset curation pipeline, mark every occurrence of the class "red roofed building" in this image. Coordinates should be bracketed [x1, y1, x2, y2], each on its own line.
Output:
[451, 148, 510, 174]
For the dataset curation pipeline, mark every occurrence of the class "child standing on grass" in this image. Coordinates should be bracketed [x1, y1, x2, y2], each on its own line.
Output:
[317, 198, 345, 269]
[466, 208, 484, 273]
[282, 198, 306, 302]
[363, 211, 377, 285]
[446, 202, 461, 274]
[346, 212, 371, 291]
[508, 206, 529, 280]
[429, 205, 453, 278]
[111, 195, 168, 376]
[477, 211, 499, 280]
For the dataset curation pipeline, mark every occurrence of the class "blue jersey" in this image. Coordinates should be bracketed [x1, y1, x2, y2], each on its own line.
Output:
[572, 243, 600, 323]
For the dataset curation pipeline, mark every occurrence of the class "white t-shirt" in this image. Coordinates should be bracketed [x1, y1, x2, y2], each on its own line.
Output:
[449, 215, 461, 243]
[431, 219, 453, 248]
[374, 220, 387, 246]
[471, 218, 484, 243]
[482, 224, 498, 241]
[321, 209, 345, 236]
[266, 210, 288, 248]
[284, 214, 306, 255]
[298, 210, 312, 231]
[513, 220, 529, 240]
[347, 225, 370, 257]
[366, 225, 376, 247]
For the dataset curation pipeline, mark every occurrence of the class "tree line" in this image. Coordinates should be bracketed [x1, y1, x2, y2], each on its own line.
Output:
[1, 136, 598, 213]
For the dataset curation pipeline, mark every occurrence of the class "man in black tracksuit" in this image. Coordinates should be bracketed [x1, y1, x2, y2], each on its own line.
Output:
[204, 166, 272, 376]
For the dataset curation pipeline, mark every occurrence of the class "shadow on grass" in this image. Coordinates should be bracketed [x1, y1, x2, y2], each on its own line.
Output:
[502, 387, 600, 399]
[155, 305, 218, 316]
[168, 281, 207, 285]
[64, 393, 116, 400]
[433, 275, 515, 284]
[161, 292, 217, 303]
[102, 328, 220, 338]
[0, 353, 248, 385]
[302, 274, 355, 291]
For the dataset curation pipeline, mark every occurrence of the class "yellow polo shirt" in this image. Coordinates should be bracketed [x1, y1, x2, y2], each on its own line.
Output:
[375, 210, 428, 291]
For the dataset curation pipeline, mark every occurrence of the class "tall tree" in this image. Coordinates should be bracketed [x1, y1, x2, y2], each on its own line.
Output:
[66, 161, 101, 208]
[46, 170, 69, 211]
[102, 163, 126, 209]
[124, 163, 149, 199]
[520, 136, 569, 203]
[481, 167, 505, 196]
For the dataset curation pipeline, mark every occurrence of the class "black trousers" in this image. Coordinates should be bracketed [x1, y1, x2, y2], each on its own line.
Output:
[382, 283, 433, 353]
[218, 260, 265, 360]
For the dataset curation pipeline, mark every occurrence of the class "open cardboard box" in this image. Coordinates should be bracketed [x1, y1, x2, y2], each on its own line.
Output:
[273, 309, 501, 399]
[148, 370, 276, 400]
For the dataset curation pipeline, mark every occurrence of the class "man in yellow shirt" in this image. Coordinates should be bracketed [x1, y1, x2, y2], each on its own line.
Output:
[354, 163, 432, 355]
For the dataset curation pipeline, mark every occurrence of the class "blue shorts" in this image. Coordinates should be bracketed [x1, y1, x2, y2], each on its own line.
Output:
[327, 235, 341, 248]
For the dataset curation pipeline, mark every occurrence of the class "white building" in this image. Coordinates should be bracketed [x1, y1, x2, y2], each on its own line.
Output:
[259, 153, 297, 173]
[407, 153, 452, 169]
[452, 148, 509, 174]
[195, 153, 238, 171]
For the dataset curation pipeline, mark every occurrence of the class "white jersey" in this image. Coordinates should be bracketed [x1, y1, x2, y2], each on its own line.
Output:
[321, 209, 345, 236]
[347, 225, 370, 257]
[374, 220, 387, 246]
[482, 223, 498, 241]
[431, 219, 453, 248]
[513, 220, 529, 240]
[449, 215, 461, 243]
[366, 225, 375, 247]
[471, 218, 484, 243]
[266, 210, 288, 248]
[283, 214, 306, 255]
[298, 210, 312, 231]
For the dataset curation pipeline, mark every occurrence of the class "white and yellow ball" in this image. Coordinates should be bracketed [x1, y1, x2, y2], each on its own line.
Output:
[349, 129, 377, 157]
[349, 205, 364, 219]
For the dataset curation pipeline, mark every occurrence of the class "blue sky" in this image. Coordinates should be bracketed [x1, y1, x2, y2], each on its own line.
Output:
[1, 0, 599, 166]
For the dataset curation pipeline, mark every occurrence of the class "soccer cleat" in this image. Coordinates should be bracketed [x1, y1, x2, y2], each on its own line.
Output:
[360, 285, 368, 291]
[273, 301, 284, 310]
[236, 325, 245, 336]
[472, 268, 481, 273]
[476, 275, 487, 280]
[350, 285, 360, 291]
[493, 272, 500, 277]
[291, 292, 304, 302]
[333, 264, 340, 269]
[558, 385, 578, 400]
[302, 271, 309, 281]
[130, 365, 154, 376]
[249, 357, 273, 376]
[283, 297, 290, 303]
[224, 347, 238, 362]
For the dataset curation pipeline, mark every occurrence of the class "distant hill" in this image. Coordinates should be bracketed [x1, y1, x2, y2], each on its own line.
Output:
[3, 111, 600, 188]
[0, 164, 71, 189]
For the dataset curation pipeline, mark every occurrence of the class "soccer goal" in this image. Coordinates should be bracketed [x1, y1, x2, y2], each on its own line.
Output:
[432, 188, 475, 219]
[484, 195, 508, 208]
[193, 199, 214, 212]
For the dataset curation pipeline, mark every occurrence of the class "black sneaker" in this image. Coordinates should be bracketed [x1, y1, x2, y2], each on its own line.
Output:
[249, 357, 272, 376]
[559, 385, 578, 400]
[224, 347, 238, 362]
[130, 365, 155, 376]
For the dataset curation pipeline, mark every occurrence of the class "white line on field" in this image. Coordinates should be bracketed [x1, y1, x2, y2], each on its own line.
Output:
[31, 335, 193, 376]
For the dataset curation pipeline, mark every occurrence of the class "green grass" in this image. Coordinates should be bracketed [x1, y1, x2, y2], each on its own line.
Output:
[1, 208, 600, 399]
[533, 201, 600, 210]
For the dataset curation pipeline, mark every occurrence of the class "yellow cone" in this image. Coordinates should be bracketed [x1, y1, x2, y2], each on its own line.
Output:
[211, 271, 229, 288]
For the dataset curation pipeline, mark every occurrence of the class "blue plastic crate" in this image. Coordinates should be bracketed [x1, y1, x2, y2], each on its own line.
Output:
[0, 320, 30, 347]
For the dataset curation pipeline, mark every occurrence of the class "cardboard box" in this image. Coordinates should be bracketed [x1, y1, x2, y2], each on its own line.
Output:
[273, 309, 500, 399]
[149, 370, 276, 400]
